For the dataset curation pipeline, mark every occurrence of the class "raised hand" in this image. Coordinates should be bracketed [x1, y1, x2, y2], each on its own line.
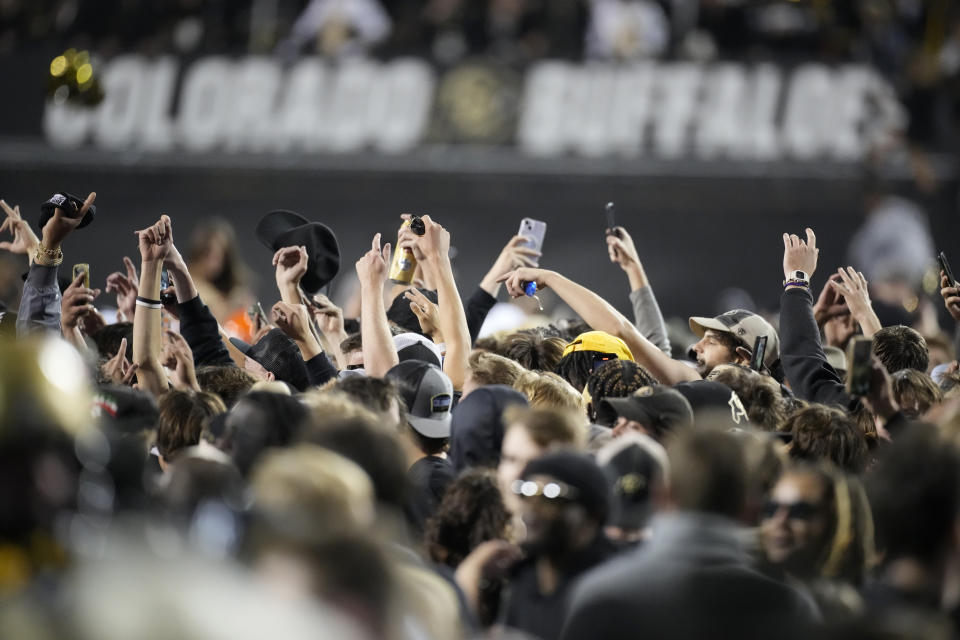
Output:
[271, 301, 313, 343]
[43, 191, 95, 250]
[105, 256, 139, 322]
[310, 293, 345, 338]
[410, 215, 450, 264]
[0, 200, 40, 260]
[405, 287, 442, 340]
[497, 266, 552, 298]
[101, 337, 138, 386]
[274, 245, 309, 289]
[782, 228, 818, 281]
[161, 330, 200, 391]
[135, 214, 173, 263]
[812, 273, 848, 328]
[606, 226, 640, 270]
[61, 270, 102, 331]
[355, 233, 391, 289]
[940, 271, 960, 323]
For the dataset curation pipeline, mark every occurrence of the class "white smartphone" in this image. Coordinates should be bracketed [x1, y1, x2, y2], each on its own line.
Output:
[518, 218, 547, 266]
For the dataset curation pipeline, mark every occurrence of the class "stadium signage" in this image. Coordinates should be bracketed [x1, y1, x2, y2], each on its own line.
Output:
[43, 55, 900, 161]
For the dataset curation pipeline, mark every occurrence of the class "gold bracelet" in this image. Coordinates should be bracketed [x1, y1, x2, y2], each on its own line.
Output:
[34, 243, 63, 267]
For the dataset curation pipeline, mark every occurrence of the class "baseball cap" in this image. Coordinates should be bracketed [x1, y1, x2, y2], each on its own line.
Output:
[600, 386, 694, 435]
[673, 380, 750, 428]
[596, 433, 669, 530]
[393, 332, 442, 368]
[230, 329, 310, 392]
[562, 331, 634, 362]
[385, 361, 454, 439]
[92, 385, 159, 434]
[448, 385, 528, 471]
[688, 309, 780, 368]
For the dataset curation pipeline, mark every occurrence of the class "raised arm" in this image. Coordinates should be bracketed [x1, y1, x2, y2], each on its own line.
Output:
[409, 215, 471, 390]
[500, 267, 699, 384]
[356, 233, 398, 377]
[12, 193, 94, 336]
[132, 215, 172, 397]
[831, 266, 882, 338]
[606, 225, 671, 356]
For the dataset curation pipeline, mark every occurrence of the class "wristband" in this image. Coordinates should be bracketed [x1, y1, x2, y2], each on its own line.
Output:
[135, 296, 162, 309]
[783, 280, 810, 289]
[34, 243, 63, 267]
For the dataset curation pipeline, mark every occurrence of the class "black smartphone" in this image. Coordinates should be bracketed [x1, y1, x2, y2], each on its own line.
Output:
[845, 336, 873, 396]
[605, 202, 621, 237]
[750, 335, 767, 372]
[159, 269, 176, 306]
[939, 251, 958, 288]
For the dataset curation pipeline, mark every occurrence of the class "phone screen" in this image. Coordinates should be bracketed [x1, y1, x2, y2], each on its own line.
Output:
[72, 263, 90, 289]
[750, 336, 767, 372]
[845, 337, 873, 396]
[939, 251, 958, 288]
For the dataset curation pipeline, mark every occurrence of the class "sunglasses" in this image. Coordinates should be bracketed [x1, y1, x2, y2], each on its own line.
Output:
[592, 353, 619, 371]
[761, 500, 820, 521]
[511, 479, 579, 501]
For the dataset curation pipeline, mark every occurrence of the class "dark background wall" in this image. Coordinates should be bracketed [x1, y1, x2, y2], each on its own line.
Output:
[3, 153, 955, 321]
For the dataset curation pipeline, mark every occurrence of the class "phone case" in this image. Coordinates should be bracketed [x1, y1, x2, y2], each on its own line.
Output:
[518, 218, 547, 265]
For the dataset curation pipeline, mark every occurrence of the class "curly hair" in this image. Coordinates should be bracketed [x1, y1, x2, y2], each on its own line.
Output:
[424, 470, 510, 568]
[785, 405, 868, 474]
[586, 359, 659, 423]
[708, 364, 789, 432]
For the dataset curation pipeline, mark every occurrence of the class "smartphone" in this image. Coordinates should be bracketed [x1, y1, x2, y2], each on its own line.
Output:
[518, 218, 547, 266]
[845, 336, 873, 396]
[72, 263, 89, 289]
[248, 302, 270, 329]
[159, 269, 176, 306]
[939, 251, 958, 288]
[750, 335, 768, 372]
[604, 202, 622, 238]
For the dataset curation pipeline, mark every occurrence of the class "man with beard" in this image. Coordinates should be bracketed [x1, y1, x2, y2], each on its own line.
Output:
[500, 451, 616, 639]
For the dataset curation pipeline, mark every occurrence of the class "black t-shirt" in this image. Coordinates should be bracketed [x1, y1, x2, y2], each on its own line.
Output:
[404, 455, 455, 537]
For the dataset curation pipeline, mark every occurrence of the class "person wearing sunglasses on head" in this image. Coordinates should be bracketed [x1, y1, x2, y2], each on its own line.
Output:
[759, 463, 876, 623]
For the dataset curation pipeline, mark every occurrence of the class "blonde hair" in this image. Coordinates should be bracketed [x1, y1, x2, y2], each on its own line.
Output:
[251, 444, 375, 541]
[301, 389, 383, 431]
[503, 405, 586, 451]
[468, 350, 527, 387]
[513, 371, 586, 418]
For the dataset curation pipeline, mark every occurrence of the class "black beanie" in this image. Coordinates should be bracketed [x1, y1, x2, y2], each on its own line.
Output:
[522, 451, 611, 524]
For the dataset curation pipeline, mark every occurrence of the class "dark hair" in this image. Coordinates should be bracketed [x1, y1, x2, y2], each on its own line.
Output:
[424, 470, 510, 568]
[386, 288, 438, 337]
[223, 391, 308, 476]
[91, 322, 133, 362]
[186, 218, 249, 295]
[340, 333, 362, 355]
[503, 330, 567, 372]
[709, 365, 789, 432]
[161, 456, 246, 525]
[586, 359, 659, 421]
[196, 365, 257, 408]
[335, 376, 400, 416]
[156, 391, 227, 461]
[872, 325, 929, 373]
[299, 418, 409, 509]
[405, 422, 449, 456]
[867, 424, 960, 565]
[891, 369, 942, 418]
[667, 428, 747, 519]
[708, 329, 747, 354]
[554, 351, 596, 392]
[551, 319, 592, 342]
[785, 405, 868, 474]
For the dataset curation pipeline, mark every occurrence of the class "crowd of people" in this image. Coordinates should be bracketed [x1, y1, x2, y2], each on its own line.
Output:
[2, 187, 960, 639]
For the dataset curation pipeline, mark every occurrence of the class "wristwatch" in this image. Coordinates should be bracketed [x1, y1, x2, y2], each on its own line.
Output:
[784, 270, 810, 286]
